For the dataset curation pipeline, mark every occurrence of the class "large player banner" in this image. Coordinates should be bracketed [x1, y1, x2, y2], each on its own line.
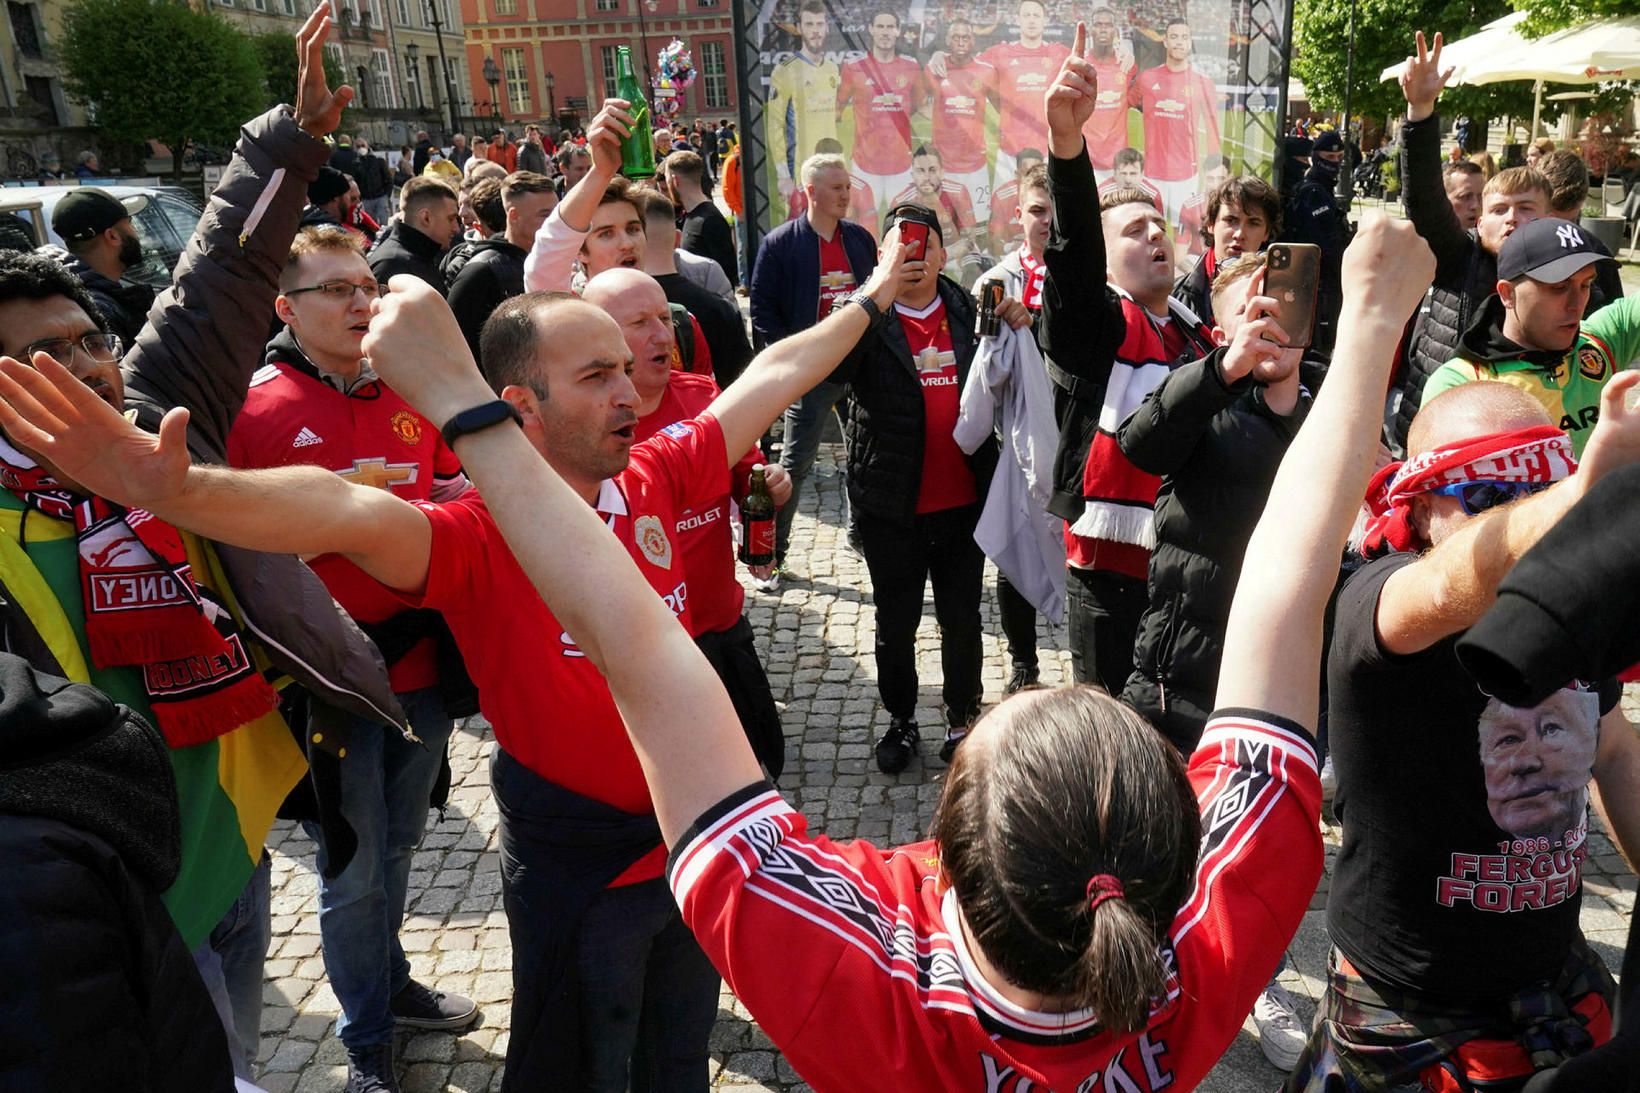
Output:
[733, 0, 1293, 285]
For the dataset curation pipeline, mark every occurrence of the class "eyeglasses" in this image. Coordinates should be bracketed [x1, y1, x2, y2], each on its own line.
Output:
[285, 280, 387, 301]
[1429, 479, 1553, 516]
[20, 332, 123, 368]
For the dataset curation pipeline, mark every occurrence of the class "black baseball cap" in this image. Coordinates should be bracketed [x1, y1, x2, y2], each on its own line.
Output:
[52, 188, 148, 244]
[884, 202, 943, 245]
[1312, 129, 1344, 155]
[1497, 217, 1616, 283]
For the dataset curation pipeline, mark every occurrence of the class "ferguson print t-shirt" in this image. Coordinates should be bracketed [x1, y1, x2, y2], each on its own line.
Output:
[1326, 551, 1619, 998]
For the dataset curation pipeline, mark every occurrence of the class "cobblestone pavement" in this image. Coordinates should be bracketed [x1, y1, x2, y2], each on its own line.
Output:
[257, 440, 1637, 1093]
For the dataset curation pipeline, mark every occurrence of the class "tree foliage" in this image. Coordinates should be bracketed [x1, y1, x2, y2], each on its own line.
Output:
[1517, 0, 1635, 37]
[60, 0, 264, 179]
[1291, 0, 1564, 131]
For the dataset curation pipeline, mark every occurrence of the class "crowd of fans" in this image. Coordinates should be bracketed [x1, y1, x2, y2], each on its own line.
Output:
[3, 7, 1640, 1093]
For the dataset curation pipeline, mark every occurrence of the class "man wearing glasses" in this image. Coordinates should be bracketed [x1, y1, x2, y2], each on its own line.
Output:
[1290, 373, 1640, 1089]
[227, 223, 476, 1084]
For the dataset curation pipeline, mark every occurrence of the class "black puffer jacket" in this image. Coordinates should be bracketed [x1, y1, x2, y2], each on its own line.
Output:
[831, 277, 998, 525]
[1116, 348, 1320, 751]
[369, 220, 449, 296]
[1389, 113, 1497, 456]
[0, 655, 234, 1090]
[1171, 252, 1214, 329]
[446, 235, 526, 362]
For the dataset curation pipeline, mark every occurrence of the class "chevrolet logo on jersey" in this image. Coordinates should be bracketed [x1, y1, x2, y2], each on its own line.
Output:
[915, 346, 956, 372]
[1017, 73, 1047, 86]
[337, 458, 419, 491]
[946, 95, 976, 109]
[1158, 97, 1185, 111]
[1096, 89, 1122, 104]
[820, 271, 855, 288]
[871, 92, 904, 107]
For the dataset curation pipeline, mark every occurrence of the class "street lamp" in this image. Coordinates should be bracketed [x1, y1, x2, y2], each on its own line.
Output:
[426, 0, 459, 136]
[406, 42, 419, 109]
[545, 69, 556, 121]
[483, 55, 501, 120]
[635, 0, 658, 93]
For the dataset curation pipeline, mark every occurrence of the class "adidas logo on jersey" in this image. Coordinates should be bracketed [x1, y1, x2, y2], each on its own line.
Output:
[292, 427, 323, 447]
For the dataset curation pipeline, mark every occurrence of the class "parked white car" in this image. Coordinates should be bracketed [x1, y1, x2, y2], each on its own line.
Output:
[0, 184, 205, 288]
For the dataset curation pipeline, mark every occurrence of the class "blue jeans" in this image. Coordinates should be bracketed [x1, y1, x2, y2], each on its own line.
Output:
[192, 852, 272, 1079]
[775, 378, 849, 565]
[577, 878, 719, 1093]
[303, 687, 454, 1049]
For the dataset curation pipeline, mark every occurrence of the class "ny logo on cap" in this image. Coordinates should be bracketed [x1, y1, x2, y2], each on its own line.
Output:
[1556, 223, 1584, 249]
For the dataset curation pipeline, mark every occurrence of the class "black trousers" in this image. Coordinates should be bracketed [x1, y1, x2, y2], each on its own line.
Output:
[997, 572, 1039, 670]
[694, 615, 785, 781]
[1065, 565, 1147, 696]
[857, 503, 985, 725]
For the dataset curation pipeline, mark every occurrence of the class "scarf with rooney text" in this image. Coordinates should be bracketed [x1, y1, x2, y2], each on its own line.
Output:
[0, 438, 278, 747]
[1360, 426, 1577, 557]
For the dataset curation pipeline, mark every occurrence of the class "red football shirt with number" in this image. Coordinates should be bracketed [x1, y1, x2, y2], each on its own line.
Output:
[227, 359, 467, 693]
[979, 40, 1068, 156]
[932, 60, 998, 174]
[817, 231, 859, 321]
[1131, 64, 1222, 181]
[400, 414, 728, 885]
[838, 54, 924, 175]
[634, 373, 764, 637]
[1083, 55, 1136, 169]
[988, 180, 1022, 251]
[895, 298, 977, 514]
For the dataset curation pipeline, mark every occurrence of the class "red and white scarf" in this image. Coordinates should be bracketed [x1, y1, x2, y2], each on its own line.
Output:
[0, 439, 278, 747]
[1361, 425, 1577, 557]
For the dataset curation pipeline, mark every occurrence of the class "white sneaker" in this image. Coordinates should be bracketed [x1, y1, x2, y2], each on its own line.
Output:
[749, 567, 782, 593]
[1252, 981, 1306, 1072]
[1319, 755, 1337, 803]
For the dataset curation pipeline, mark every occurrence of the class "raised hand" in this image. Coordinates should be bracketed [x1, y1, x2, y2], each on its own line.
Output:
[586, 98, 635, 178]
[1045, 23, 1096, 159]
[362, 275, 492, 428]
[1220, 275, 1292, 384]
[0, 354, 192, 508]
[1340, 213, 1436, 335]
[1575, 372, 1640, 485]
[1400, 31, 1454, 123]
[295, 2, 354, 137]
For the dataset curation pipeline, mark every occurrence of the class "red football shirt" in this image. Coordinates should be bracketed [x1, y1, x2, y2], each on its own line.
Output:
[932, 60, 998, 173]
[817, 231, 859, 322]
[1177, 192, 1208, 257]
[403, 413, 728, 886]
[1131, 64, 1222, 181]
[1099, 175, 1165, 211]
[227, 359, 467, 693]
[669, 710, 1323, 1092]
[1084, 55, 1136, 169]
[988, 180, 1022, 251]
[979, 40, 1068, 155]
[634, 374, 764, 637]
[839, 54, 924, 174]
[895, 298, 977, 514]
[889, 181, 976, 246]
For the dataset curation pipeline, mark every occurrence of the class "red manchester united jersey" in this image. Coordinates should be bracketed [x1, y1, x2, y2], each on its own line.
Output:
[403, 413, 729, 886]
[634, 374, 764, 637]
[1131, 64, 1222, 182]
[227, 357, 467, 693]
[1084, 55, 1136, 169]
[932, 59, 998, 174]
[839, 54, 924, 175]
[1099, 175, 1165, 211]
[979, 40, 1068, 156]
[670, 710, 1323, 1092]
[1176, 192, 1208, 257]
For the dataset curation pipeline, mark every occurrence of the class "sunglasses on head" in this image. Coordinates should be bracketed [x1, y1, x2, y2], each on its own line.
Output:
[1428, 479, 1553, 516]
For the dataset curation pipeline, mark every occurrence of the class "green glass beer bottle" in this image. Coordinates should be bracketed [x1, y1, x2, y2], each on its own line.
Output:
[615, 45, 656, 179]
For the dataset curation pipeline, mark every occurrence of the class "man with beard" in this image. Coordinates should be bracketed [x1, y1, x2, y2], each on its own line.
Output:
[51, 188, 154, 347]
[890, 145, 981, 277]
[767, 0, 841, 214]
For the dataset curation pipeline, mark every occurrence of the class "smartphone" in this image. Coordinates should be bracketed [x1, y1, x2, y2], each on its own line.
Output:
[1263, 243, 1320, 349]
[898, 220, 930, 261]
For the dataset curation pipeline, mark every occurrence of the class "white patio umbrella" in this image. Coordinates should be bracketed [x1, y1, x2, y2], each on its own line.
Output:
[1378, 13, 1529, 85]
[1458, 15, 1640, 136]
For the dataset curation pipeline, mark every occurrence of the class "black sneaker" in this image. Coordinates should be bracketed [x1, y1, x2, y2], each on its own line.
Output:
[1005, 664, 1040, 695]
[874, 717, 919, 774]
[345, 1042, 399, 1093]
[389, 979, 479, 1031]
[939, 728, 968, 763]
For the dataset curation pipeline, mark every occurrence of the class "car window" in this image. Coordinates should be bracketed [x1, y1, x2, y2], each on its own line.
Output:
[126, 199, 184, 289]
[0, 207, 41, 252]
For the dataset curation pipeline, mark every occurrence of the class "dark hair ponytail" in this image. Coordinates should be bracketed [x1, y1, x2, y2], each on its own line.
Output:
[932, 687, 1200, 1033]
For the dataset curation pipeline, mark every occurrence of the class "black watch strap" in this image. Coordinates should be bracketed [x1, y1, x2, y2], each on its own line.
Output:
[440, 399, 522, 446]
[842, 291, 884, 327]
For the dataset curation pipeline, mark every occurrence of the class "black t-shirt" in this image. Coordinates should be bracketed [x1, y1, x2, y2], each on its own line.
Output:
[680, 202, 738, 286]
[654, 271, 753, 389]
[1327, 551, 1619, 1000]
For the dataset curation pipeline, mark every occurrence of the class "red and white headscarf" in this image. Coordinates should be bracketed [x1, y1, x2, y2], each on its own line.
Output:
[1361, 425, 1577, 557]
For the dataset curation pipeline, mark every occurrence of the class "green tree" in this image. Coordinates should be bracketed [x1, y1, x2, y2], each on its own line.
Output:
[252, 31, 349, 124]
[1292, 0, 1555, 135]
[60, 0, 264, 181]
[1517, 0, 1635, 37]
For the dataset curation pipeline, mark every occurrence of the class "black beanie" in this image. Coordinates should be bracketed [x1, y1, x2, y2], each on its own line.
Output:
[308, 165, 351, 206]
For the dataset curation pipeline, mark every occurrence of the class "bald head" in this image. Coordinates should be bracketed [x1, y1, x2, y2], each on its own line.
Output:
[582, 268, 675, 409]
[1409, 381, 1552, 458]
[583, 267, 668, 313]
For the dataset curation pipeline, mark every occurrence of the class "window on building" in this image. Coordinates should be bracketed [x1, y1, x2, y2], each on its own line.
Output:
[701, 40, 728, 108]
[325, 42, 345, 74]
[248, 0, 266, 12]
[371, 48, 396, 108]
[283, 0, 300, 15]
[394, 0, 408, 21]
[502, 47, 530, 114]
[493, 0, 515, 12]
[697, 0, 718, 6]
[594, 0, 618, 11]
[600, 45, 621, 99]
[23, 75, 58, 124]
[440, 0, 452, 27]
[7, 3, 40, 58]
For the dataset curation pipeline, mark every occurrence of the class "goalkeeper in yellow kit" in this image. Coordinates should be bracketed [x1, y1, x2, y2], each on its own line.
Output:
[767, 0, 841, 216]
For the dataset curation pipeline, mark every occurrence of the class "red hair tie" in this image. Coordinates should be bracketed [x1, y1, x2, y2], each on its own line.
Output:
[1086, 874, 1125, 913]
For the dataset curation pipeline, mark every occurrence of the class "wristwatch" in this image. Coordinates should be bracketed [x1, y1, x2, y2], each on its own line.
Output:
[838, 289, 886, 329]
[440, 399, 523, 446]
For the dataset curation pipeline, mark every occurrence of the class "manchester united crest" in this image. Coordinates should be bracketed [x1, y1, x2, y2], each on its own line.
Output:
[1578, 345, 1607, 381]
[390, 410, 423, 446]
[635, 515, 673, 569]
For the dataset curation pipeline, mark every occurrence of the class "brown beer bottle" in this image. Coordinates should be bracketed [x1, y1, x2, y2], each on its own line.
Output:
[740, 464, 776, 566]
